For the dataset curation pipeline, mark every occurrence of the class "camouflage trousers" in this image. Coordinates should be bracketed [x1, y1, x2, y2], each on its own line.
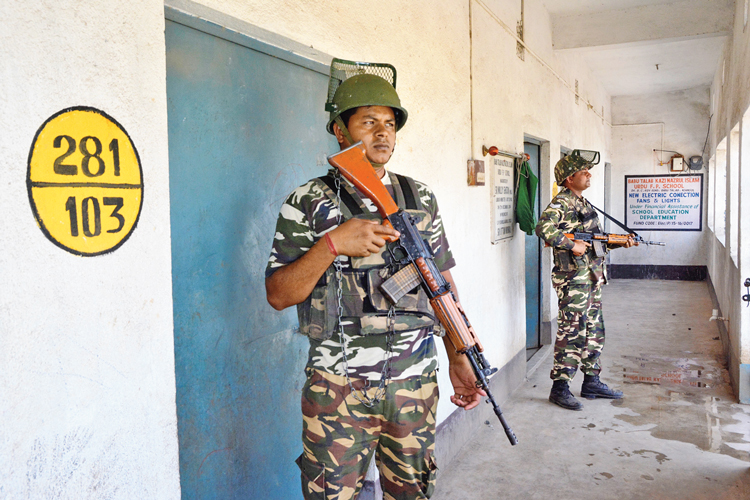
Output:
[550, 280, 604, 381]
[297, 368, 439, 500]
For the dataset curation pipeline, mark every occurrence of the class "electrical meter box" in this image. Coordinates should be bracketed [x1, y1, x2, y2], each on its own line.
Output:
[670, 156, 685, 172]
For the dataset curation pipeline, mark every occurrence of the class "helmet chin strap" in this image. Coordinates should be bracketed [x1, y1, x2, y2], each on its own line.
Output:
[334, 116, 355, 147]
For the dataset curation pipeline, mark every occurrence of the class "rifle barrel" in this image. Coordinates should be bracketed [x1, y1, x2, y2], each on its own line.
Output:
[489, 392, 518, 446]
[467, 348, 518, 446]
[635, 236, 666, 246]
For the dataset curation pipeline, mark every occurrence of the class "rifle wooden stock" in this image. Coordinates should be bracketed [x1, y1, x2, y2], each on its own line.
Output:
[544, 232, 638, 247]
[544, 231, 665, 251]
[326, 142, 399, 240]
[415, 257, 481, 353]
[431, 294, 483, 353]
[562, 232, 631, 246]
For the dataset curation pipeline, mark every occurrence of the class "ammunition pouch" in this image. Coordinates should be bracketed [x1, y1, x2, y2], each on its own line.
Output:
[553, 248, 581, 273]
[297, 267, 338, 341]
[554, 245, 608, 272]
[297, 265, 438, 340]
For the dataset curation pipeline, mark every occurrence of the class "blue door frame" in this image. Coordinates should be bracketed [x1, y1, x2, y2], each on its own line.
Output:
[524, 142, 541, 353]
[166, 9, 336, 499]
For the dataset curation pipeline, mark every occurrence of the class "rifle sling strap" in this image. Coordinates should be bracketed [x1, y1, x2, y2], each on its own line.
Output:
[585, 199, 637, 235]
[393, 173, 421, 211]
[317, 171, 421, 218]
[317, 174, 365, 218]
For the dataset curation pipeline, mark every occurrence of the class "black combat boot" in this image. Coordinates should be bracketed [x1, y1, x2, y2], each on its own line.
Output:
[581, 374, 623, 399]
[549, 380, 583, 411]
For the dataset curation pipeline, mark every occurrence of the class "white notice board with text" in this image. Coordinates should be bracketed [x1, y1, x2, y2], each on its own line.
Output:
[624, 174, 703, 231]
[490, 154, 516, 243]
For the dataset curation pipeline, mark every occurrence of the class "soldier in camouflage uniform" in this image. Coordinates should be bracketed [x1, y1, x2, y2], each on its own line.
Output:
[535, 152, 636, 411]
[266, 59, 484, 499]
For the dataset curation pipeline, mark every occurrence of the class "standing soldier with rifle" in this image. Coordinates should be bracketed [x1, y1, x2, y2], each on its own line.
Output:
[265, 59, 487, 500]
[536, 152, 637, 411]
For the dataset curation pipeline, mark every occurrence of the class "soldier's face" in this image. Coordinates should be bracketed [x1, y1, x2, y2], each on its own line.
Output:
[335, 106, 396, 166]
[566, 168, 591, 191]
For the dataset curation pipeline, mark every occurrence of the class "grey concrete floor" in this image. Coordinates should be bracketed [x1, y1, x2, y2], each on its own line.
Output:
[432, 279, 750, 500]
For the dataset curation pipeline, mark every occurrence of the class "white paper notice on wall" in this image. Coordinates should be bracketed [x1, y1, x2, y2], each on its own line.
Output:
[490, 154, 516, 243]
[624, 174, 703, 231]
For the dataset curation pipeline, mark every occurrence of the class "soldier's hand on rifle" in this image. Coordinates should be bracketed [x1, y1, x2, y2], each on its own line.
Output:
[571, 240, 591, 256]
[329, 218, 400, 257]
[624, 235, 638, 248]
[448, 356, 487, 411]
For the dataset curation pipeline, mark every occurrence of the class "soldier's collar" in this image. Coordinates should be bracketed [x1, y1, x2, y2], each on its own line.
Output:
[562, 187, 584, 200]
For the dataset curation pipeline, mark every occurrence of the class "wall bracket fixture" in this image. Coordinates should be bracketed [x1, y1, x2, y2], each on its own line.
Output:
[483, 145, 499, 156]
[482, 145, 524, 159]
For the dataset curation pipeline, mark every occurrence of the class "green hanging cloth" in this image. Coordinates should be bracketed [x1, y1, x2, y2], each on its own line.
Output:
[515, 159, 539, 235]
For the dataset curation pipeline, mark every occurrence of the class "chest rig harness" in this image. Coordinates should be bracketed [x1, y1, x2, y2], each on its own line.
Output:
[296, 170, 438, 406]
[552, 191, 605, 273]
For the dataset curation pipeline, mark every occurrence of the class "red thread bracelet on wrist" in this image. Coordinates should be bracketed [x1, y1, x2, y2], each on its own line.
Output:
[324, 233, 338, 256]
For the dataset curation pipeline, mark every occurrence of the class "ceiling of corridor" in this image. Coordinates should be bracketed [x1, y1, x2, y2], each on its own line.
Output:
[541, 0, 736, 96]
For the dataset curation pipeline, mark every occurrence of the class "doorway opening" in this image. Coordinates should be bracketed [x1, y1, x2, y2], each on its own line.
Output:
[524, 140, 542, 359]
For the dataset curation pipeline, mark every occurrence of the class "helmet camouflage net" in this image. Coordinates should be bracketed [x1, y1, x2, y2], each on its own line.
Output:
[572, 149, 600, 165]
[325, 58, 408, 134]
[326, 59, 397, 106]
[555, 149, 600, 185]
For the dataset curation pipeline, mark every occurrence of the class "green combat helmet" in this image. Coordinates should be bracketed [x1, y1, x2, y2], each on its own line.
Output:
[325, 58, 408, 143]
[555, 149, 601, 186]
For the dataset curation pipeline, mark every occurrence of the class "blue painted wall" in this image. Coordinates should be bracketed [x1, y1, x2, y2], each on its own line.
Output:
[166, 18, 336, 499]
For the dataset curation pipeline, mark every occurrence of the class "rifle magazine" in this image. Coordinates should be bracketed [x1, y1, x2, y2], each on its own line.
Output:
[593, 240, 606, 257]
[379, 264, 421, 304]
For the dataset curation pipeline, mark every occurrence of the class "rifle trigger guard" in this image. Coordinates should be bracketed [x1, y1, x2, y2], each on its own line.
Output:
[387, 241, 409, 265]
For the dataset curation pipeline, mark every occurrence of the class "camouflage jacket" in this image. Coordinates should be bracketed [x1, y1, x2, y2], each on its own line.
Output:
[535, 187, 607, 285]
[266, 168, 455, 380]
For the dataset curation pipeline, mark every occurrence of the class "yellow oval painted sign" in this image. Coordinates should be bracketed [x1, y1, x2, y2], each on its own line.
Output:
[27, 107, 143, 256]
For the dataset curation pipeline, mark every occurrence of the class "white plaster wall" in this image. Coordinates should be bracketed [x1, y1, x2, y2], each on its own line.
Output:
[469, 0, 612, 375]
[609, 88, 710, 266]
[0, 0, 180, 497]
[705, 0, 750, 375]
[707, 48, 733, 343]
[741, 111, 750, 369]
[186, 0, 612, 423]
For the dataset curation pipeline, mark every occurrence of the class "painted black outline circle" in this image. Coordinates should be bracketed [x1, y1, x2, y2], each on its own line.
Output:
[27, 106, 144, 257]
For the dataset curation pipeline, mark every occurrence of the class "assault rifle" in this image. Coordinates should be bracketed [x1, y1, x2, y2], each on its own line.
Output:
[328, 142, 518, 446]
[559, 232, 665, 257]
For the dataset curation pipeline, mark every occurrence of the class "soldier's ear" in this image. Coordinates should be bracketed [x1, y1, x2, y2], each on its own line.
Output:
[332, 122, 346, 146]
